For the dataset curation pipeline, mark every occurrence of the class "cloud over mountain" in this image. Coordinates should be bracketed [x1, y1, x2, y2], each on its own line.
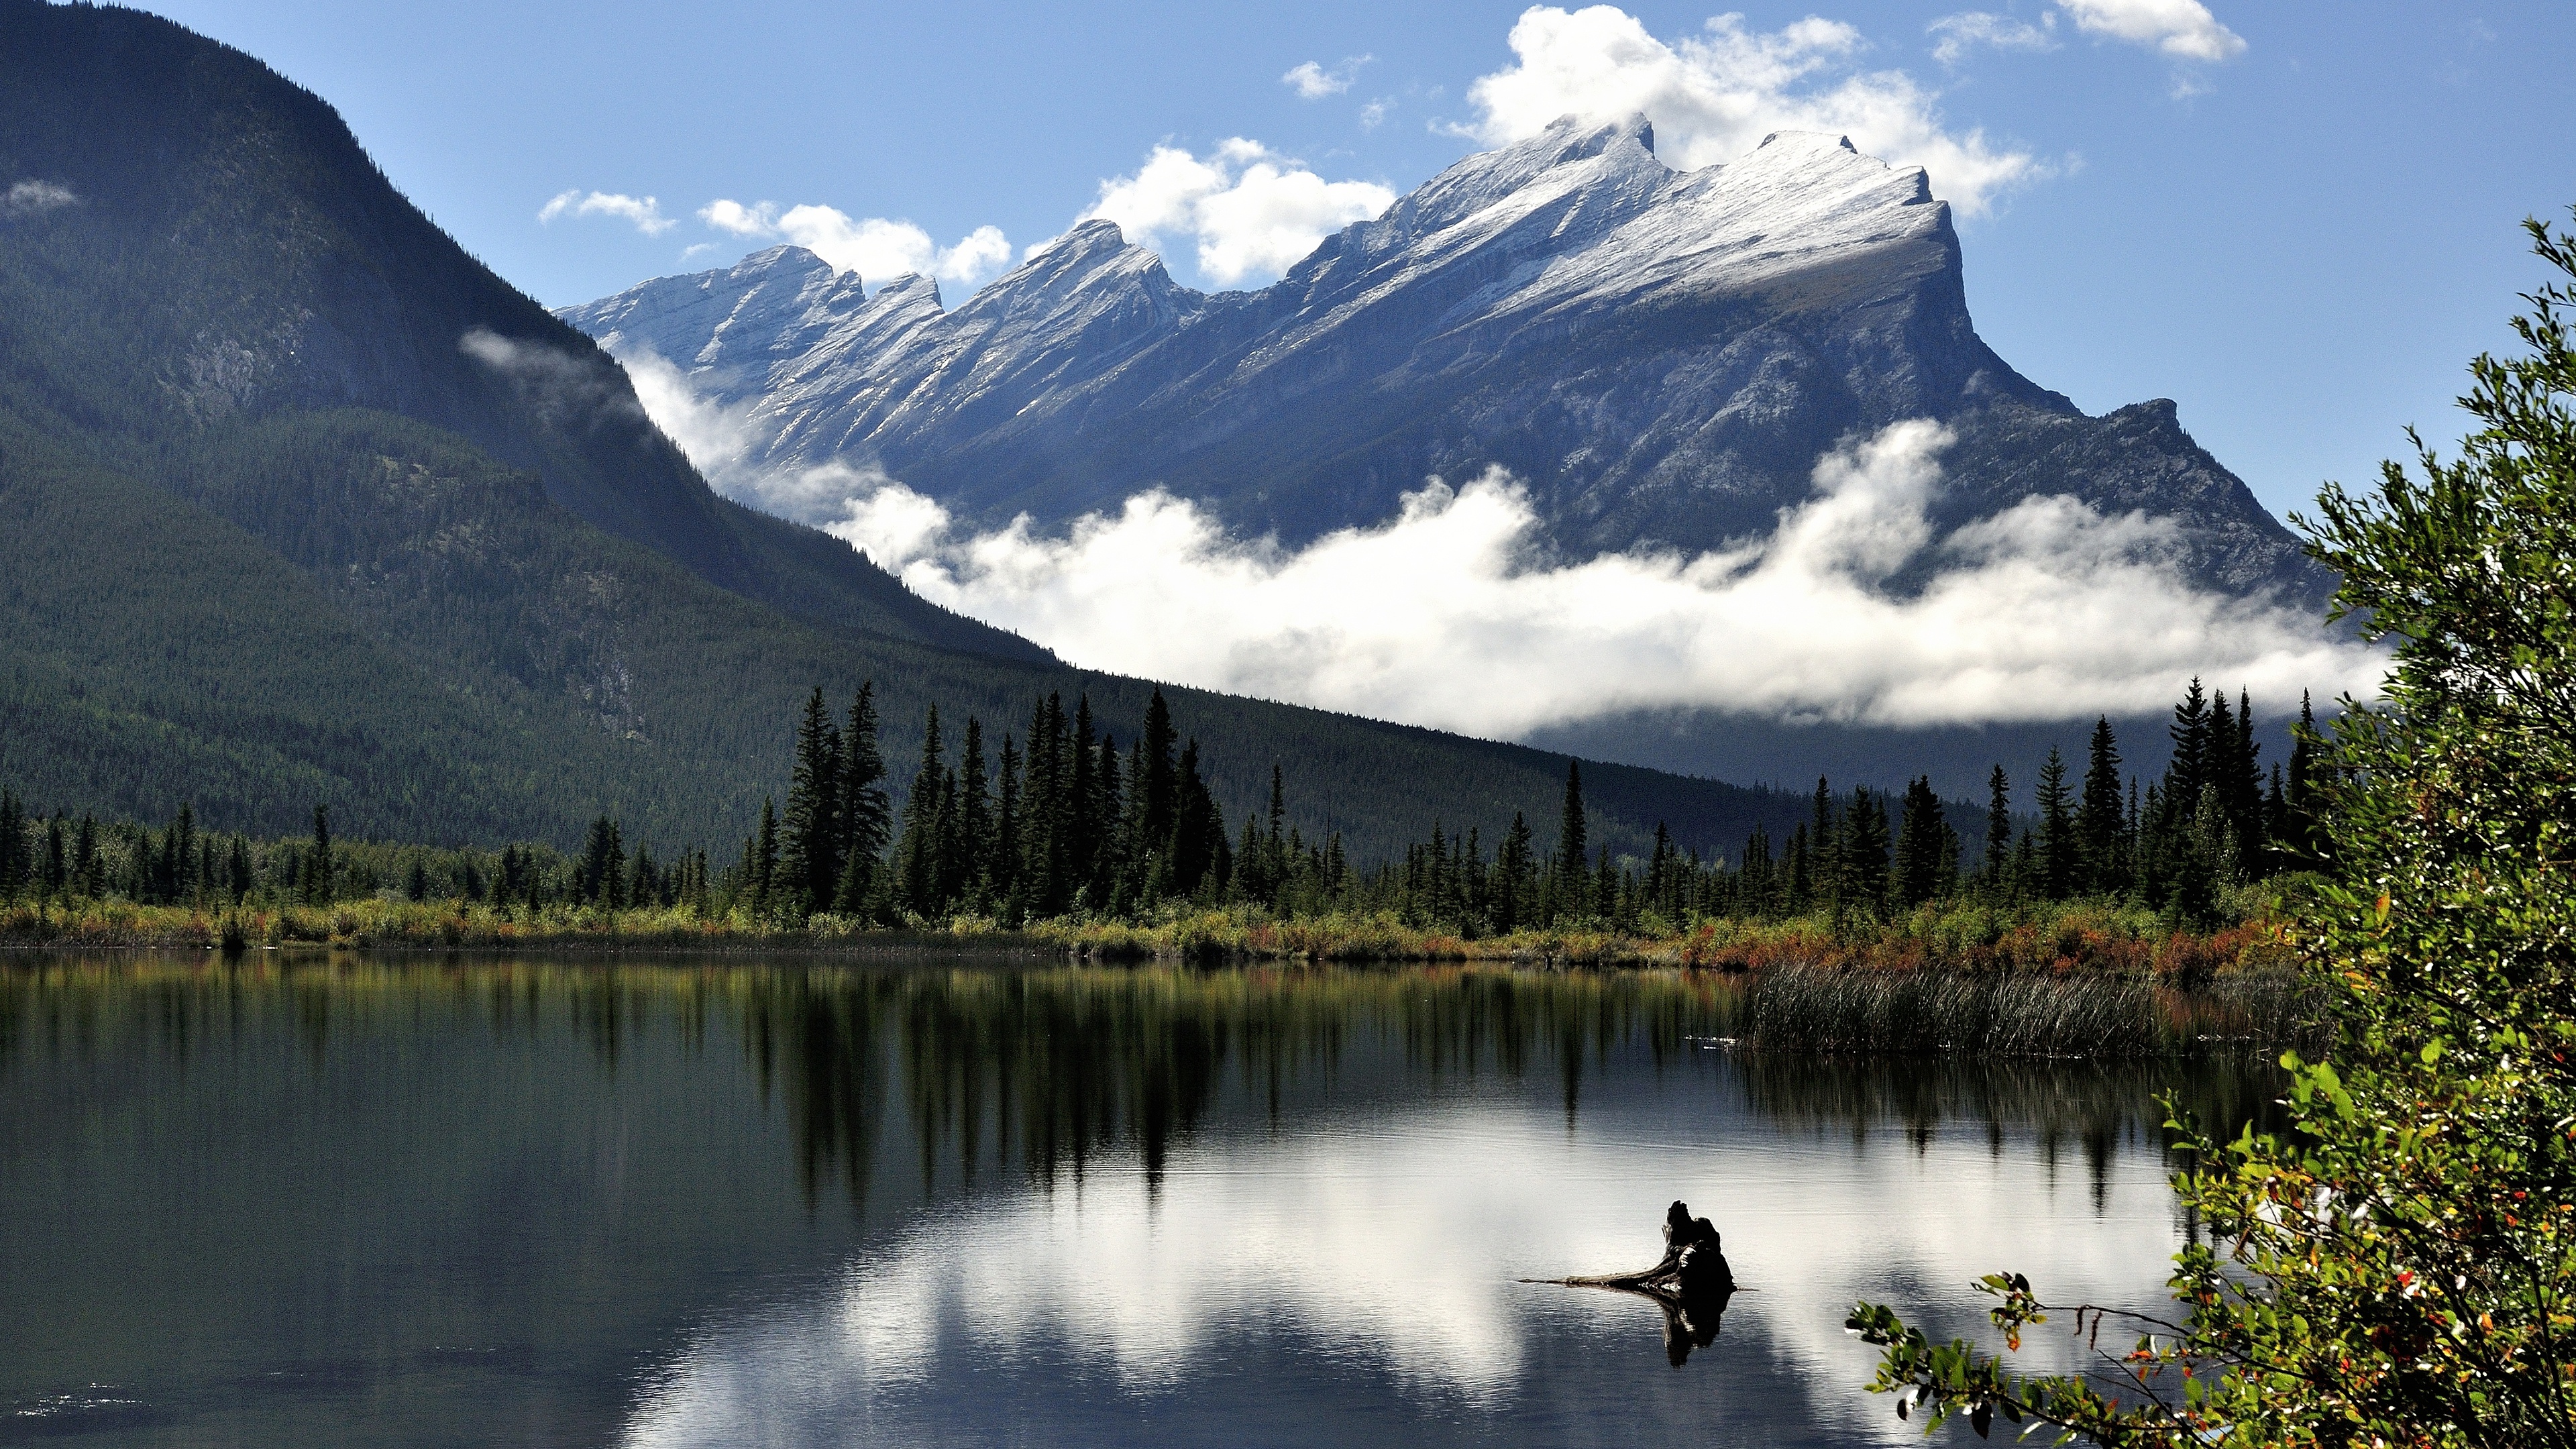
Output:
[698, 199, 1010, 288]
[825, 424, 2375, 734]
[619, 347, 2378, 736]
[537, 189, 675, 235]
[1080, 139, 1395, 286]
[1462, 5, 2048, 215]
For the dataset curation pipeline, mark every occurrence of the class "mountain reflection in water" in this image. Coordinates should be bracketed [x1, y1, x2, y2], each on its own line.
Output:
[0, 955, 2282, 1448]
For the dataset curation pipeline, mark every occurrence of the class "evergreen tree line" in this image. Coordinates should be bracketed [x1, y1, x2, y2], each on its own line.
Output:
[720, 685, 1239, 925]
[0, 794, 695, 914]
[0, 677, 2323, 933]
[1238, 679, 2328, 935]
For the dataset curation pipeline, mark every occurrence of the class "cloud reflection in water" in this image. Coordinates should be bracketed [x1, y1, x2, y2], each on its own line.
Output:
[626, 1081, 2187, 1447]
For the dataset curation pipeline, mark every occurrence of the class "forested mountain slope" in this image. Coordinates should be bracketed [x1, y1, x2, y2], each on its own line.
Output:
[0, 0, 1038, 663]
[0, 0, 1817, 861]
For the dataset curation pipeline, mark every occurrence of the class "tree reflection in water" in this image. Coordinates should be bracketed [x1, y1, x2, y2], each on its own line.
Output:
[0, 955, 2287, 1229]
[0, 954, 2296, 1445]
[724, 962, 2285, 1219]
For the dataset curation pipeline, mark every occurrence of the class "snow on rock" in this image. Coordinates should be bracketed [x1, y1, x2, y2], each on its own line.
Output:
[560, 119, 2322, 602]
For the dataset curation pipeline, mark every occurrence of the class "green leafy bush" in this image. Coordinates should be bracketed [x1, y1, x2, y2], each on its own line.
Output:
[1848, 214, 2576, 1446]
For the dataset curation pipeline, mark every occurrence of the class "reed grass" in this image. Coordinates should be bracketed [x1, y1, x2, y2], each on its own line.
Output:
[1738, 964, 2326, 1058]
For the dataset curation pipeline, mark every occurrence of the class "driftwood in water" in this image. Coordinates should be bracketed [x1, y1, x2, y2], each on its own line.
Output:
[1534, 1200, 1738, 1366]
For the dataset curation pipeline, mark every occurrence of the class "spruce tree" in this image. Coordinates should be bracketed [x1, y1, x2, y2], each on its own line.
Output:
[1646, 821, 1675, 920]
[1138, 688, 1178, 862]
[2168, 677, 2210, 810]
[839, 684, 892, 888]
[1265, 762, 1289, 905]
[1087, 735, 1123, 907]
[750, 797, 778, 918]
[0, 789, 22, 900]
[627, 843, 658, 910]
[1843, 788, 1892, 909]
[2286, 689, 2322, 860]
[2262, 763, 2288, 873]
[1982, 765, 2012, 892]
[1808, 777, 1840, 913]
[992, 735, 1022, 908]
[1494, 811, 1534, 932]
[782, 687, 841, 914]
[2231, 687, 2265, 855]
[931, 761, 962, 911]
[1892, 776, 1949, 908]
[2035, 749, 2076, 900]
[303, 804, 332, 905]
[1022, 694, 1068, 914]
[2133, 782, 2167, 904]
[1555, 760, 1589, 883]
[2076, 717, 2126, 894]
[897, 706, 945, 916]
[579, 816, 621, 905]
[957, 716, 991, 907]
[1741, 823, 1774, 914]
[1165, 739, 1228, 899]
[1067, 696, 1097, 895]
[168, 805, 197, 903]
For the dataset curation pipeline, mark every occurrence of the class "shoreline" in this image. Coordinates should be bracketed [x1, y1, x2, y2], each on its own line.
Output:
[0, 896, 2296, 976]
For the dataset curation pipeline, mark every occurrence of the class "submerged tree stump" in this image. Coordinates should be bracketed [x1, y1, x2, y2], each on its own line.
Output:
[1535, 1200, 1739, 1366]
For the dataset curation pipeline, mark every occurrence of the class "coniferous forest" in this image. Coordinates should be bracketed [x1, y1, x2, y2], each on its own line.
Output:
[0, 674, 2323, 959]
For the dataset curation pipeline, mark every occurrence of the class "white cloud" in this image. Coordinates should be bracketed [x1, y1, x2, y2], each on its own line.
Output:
[608, 353, 2379, 736]
[623, 1097, 2188, 1446]
[460, 327, 654, 435]
[1282, 54, 1372, 99]
[1928, 11, 2059, 65]
[1462, 5, 2048, 217]
[698, 198, 777, 237]
[812, 422, 2378, 733]
[2055, 0, 2245, 62]
[1083, 140, 1395, 286]
[619, 346, 902, 521]
[537, 189, 676, 236]
[1360, 97, 1395, 130]
[694, 199, 1011, 289]
[1, 179, 76, 217]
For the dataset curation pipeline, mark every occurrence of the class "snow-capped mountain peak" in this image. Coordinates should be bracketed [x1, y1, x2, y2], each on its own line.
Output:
[560, 125, 2319, 601]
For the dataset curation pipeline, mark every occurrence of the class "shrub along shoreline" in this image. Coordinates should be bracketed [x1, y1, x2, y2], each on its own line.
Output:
[0, 889, 2296, 976]
[0, 904, 2318, 1060]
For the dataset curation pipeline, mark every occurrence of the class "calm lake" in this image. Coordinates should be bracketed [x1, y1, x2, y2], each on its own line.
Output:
[0, 954, 2282, 1446]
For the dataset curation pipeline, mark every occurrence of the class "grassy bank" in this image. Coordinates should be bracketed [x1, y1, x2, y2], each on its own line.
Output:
[0, 892, 2293, 976]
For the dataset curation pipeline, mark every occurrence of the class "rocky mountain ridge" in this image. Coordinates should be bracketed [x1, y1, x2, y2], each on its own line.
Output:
[566, 117, 2324, 602]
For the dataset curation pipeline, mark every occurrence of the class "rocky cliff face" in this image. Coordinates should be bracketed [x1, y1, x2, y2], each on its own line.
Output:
[565, 116, 2323, 602]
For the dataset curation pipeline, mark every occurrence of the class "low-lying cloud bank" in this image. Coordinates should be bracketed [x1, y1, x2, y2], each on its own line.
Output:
[614, 345, 2381, 737]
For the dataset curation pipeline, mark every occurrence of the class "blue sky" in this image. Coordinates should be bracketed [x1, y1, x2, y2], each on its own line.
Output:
[139, 0, 2573, 522]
